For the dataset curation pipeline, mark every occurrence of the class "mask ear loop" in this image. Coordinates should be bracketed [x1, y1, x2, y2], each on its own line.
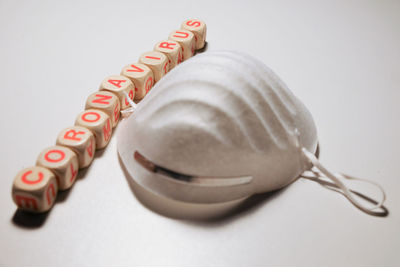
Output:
[301, 147, 387, 215]
[120, 91, 138, 117]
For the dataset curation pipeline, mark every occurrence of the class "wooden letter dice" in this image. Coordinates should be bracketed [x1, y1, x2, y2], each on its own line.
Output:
[181, 19, 207, 50]
[139, 51, 169, 83]
[36, 146, 79, 190]
[12, 166, 58, 213]
[56, 126, 96, 168]
[99, 75, 135, 110]
[154, 40, 183, 70]
[75, 109, 112, 149]
[168, 29, 195, 61]
[121, 63, 154, 100]
[85, 91, 120, 127]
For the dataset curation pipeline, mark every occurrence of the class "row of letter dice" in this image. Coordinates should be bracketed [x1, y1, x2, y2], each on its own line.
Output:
[12, 19, 206, 213]
[117, 19, 207, 101]
[12, 92, 119, 212]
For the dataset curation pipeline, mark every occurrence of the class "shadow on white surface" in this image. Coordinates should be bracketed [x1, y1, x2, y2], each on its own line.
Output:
[12, 209, 50, 229]
[11, 169, 87, 229]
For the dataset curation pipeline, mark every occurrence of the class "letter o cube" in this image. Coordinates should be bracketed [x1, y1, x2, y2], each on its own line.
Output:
[75, 109, 112, 149]
[12, 166, 58, 213]
[36, 146, 79, 190]
[56, 126, 96, 168]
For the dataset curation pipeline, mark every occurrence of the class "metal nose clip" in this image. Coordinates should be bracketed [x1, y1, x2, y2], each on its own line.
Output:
[134, 151, 253, 187]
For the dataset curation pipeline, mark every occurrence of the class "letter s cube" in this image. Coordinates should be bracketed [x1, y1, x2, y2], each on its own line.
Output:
[181, 19, 207, 50]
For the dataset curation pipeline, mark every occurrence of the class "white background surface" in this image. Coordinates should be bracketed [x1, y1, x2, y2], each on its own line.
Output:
[0, 0, 399, 266]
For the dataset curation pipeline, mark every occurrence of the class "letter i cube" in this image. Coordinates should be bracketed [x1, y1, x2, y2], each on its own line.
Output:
[12, 166, 58, 213]
[99, 75, 135, 110]
[36, 146, 79, 190]
[121, 63, 154, 100]
[139, 51, 169, 83]
[168, 29, 195, 61]
[181, 19, 207, 50]
[85, 91, 120, 127]
[56, 126, 96, 168]
[75, 109, 112, 149]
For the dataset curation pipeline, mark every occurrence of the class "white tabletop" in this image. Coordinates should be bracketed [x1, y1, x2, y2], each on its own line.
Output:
[1, 1, 399, 266]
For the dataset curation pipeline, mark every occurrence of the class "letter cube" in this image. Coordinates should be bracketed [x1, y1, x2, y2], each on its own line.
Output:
[12, 166, 58, 213]
[56, 126, 96, 168]
[75, 109, 112, 149]
[36, 146, 79, 190]
[99, 75, 135, 110]
[85, 91, 120, 127]
[121, 63, 154, 100]
[154, 40, 183, 69]
[181, 19, 207, 50]
[139, 51, 169, 83]
[168, 29, 195, 61]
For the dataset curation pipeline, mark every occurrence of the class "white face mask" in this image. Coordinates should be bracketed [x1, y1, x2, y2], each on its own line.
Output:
[117, 50, 386, 216]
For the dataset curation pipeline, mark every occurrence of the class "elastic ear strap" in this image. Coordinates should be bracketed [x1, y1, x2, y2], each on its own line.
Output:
[120, 91, 137, 116]
[301, 148, 386, 213]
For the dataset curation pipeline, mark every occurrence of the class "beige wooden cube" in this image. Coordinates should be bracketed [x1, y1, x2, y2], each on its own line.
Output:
[168, 29, 195, 61]
[12, 166, 58, 213]
[154, 40, 183, 70]
[36, 146, 79, 190]
[99, 75, 135, 110]
[75, 109, 112, 149]
[121, 63, 154, 100]
[181, 19, 207, 50]
[85, 91, 120, 127]
[56, 126, 96, 168]
[139, 51, 169, 83]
